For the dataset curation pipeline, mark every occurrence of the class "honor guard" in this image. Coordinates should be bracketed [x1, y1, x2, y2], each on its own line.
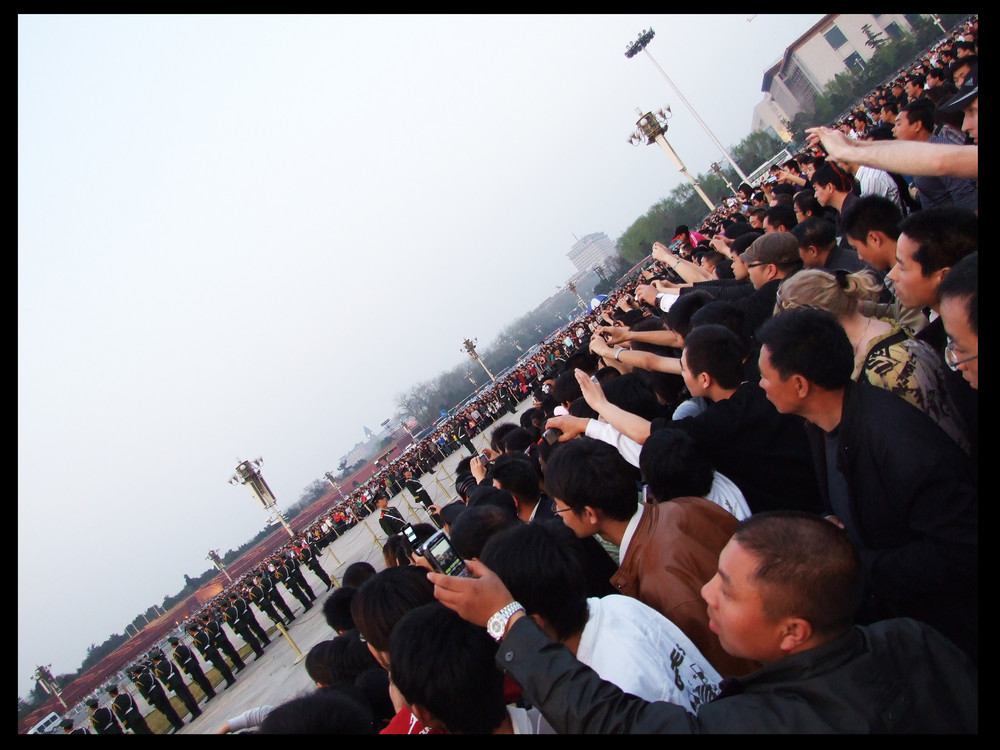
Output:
[223, 593, 265, 660]
[297, 538, 334, 591]
[186, 623, 236, 688]
[258, 567, 295, 624]
[151, 648, 202, 720]
[273, 556, 313, 612]
[86, 699, 123, 735]
[285, 548, 317, 601]
[202, 609, 247, 672]
[376, 495, 407, 536]
[107, 684, 153, 734]
[130, 660, 184, 731]
[168, 635, 216, 701]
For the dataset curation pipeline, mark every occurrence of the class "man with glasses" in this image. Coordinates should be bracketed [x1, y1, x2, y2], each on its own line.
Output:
[887, 207, 977, 461]
[938, 252, 978, 390]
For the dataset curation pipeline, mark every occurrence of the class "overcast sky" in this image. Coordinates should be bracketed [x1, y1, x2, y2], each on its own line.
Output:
[18, 13, 823, 698]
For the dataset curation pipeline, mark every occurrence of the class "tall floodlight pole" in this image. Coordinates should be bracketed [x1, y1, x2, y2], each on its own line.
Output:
[34, 665, 69, 710]
[630, 107, 716, 211]
[461, 338, 496, 383]
[325, 472, 348, 503]
[560, 281, 589, 312]
[626, 28, 749, 184]
[207, 549, 233, 583]
[229, 457, 295, 538]
[710, 161, 738, 196]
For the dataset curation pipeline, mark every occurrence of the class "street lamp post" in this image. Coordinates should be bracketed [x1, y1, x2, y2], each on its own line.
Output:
[206, 549, 233, 583]
[229, 457, 295, 539]
[34, 665, 69, 710]
[710, 161, 738, 197]
[461, 338, 496, 383]
[630, 107, 716, 211]
[626, 28, 750, 184]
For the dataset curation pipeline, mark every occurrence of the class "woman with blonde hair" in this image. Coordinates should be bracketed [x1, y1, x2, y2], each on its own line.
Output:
[774, 268, 969, 454]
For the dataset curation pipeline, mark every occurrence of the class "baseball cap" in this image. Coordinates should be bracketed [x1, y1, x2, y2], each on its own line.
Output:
[940, 64, 978, 112]
[739, 232, 801, 266]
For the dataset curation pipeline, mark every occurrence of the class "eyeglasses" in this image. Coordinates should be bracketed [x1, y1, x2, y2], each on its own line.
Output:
[550, 500, 572, 514]
[745, 262, 769, 269]
[945, 341, 978, 371]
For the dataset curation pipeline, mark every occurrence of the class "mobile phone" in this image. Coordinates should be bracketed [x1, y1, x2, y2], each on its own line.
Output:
[418, 530, 472, 577]
[402, 523, 417, 544]
[542, 427, 562, 445]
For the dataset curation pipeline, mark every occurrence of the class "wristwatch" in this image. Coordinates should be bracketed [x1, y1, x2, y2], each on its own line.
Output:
[487, 602, 525, 641]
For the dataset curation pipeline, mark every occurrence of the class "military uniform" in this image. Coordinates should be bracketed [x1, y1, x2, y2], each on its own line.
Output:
[87, 703, 123, 735]
[203, 612, 247, 672]
[109, 688, 152, 734]
[377, 504, 407, 536]
[169, 637, 216, 701]
[273, 558, 313, 611]
[188, 625, 236, 688]
[259, 569, 295, 623]
[285, 552, 316, 601]
[131, 662, 184, 731]
[152, 652, 202, 720]
[297, 542, 333, 590]
[224, 598, 265, 660]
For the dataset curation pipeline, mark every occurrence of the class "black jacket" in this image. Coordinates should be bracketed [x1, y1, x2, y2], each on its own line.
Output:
[804, 380, 978, 657]
[498, 616, 977, 733]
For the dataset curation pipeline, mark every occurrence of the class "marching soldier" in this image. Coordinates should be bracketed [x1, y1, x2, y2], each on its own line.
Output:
[203, 609, 246, 672]
[60, 718, 89, 734]
[284, 548, 317, 602]
[85, 699, 123, 735]
[223, 593, 265, 660]
[130, 660, 184, 731]
[151, 648, 202, 720]
[403, 471, 441, 528]
[297, 537, 333, 591]
[108, 684, 153, 734]
[272, 556, 313, 612]
[186, 622, 236, 688]
[258, 567, 295, 624]
[168, 635, 216, 701]
[376, 495, 407, 536]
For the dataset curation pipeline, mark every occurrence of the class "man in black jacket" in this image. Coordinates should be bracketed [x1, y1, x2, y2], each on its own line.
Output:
[376, 495, 407, 536]
[757, 308, 977, 659]
[151, 648, 202, 720]
[429, 512, 978, 733]
[168, 635, 216, 701]
[108, 684, 153, 734]
[186, 623, 236, 688]
[130, 660, 184, 731]
[86, 698, 123, 734]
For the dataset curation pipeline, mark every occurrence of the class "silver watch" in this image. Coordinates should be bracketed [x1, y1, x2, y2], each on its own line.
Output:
[487, 602, 525, 641]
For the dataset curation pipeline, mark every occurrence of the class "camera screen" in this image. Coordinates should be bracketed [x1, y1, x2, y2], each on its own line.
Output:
[428, 535, 469, 577]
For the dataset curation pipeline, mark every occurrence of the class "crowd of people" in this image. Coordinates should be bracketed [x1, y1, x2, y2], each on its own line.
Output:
[66, 16, 976, 734]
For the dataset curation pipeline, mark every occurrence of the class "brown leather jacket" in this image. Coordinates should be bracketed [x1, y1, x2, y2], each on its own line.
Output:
[610, 498, 758, 678]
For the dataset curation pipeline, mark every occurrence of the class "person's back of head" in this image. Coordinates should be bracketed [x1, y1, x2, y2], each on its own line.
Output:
[305, 639, 338, 687]
[381, 534, 408, 568]
[683, 324, 745, 390]
[898, 207, 978, 278]
[563, 349, 600, 376]
[664, 290, 715, 339]
[732, 511, 862, 640]
[757, 307, 854, 391]
[544, 437, 638, 522]
[489, 422, 519, 453]
[350, 566, 436, 657]
[325, 629, 381, 685]
[689, 301, 747, 344]
[775, 268, 881, 318]
[448, 503, 521, 560]
[601, 372, 661, 422]
[479, 521, 589, 641]
[489, 452, 540, 506]
[500, 426, 536, 453]
[791, 217, 837, 259]
[552, 368, 583, 407]
[389, 603, 507, 734]
[937, 251, 977, 334]
[258, 688, 375, 734]
[640, 428, 715, 501]
[323, 586, 358, 633]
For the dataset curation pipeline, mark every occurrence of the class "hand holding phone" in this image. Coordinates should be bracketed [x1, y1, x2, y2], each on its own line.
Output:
[418, 530, 473, 578]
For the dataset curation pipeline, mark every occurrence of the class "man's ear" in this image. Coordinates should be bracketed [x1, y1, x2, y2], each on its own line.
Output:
[790, 373, 811, 399]
[778, 617, 813, 653]
[582, 506, 602, 527]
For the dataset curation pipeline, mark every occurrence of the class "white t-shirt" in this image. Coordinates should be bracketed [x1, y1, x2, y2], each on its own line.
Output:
[536, 596, 722, 732]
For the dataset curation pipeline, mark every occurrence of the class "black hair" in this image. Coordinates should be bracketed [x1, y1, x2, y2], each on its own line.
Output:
[389, 603, 507, 734]
[551, 368, 582, 407]
[448, 504, 520, 560]
[640, 428, 715, 501]
[489, 423, 518, 453]
[730, 229, 764, 258]
[500, 426, 536, 454]
[811, 162, 855, 194]
[544, 437, 638, 522]
[479, 522, 589, 641]
[489, 452, 540, 505]
[757, 308, 854, 390]
[350, 566, 435, 653]
[792, 190, 823, 220]
[723, 221, 755, 240]
[682, 324, 745, 390]
[733, 512, 862, 638]
[601, 372, 660, 422]
[839, 195, 903, 242]
[899, 99, 936, 132]
[568, 394, 599, 419]
[765, 204, 797, 232]
[689, 301, 747, 344]
[937, 251, 978, 335]
[305, 639, 338, 686]
[898, 207, 978, 277]
[323, 586, 358, 633]
[381, 534, 408, 568]
[791, 216, 837, 251]
[258, 688, 375, 734]
[664, 289, 715, 339]
[324, 629, 381, 685]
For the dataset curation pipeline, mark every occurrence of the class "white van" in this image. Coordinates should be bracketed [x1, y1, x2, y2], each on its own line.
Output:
[27, 711, 62, 734]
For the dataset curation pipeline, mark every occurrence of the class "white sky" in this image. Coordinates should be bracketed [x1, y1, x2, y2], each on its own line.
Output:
[18, 13, 823, 697]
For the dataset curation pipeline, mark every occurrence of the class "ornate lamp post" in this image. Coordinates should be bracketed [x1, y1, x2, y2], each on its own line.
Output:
[206, 549, 233, 583]
[709, 161, 738, 196]
[461, 338, 496, 383]
[630, 106, 715, 212]
[626, 28, 750, 184]
[229, 457, 294, 538]
[33, 665, 69, 710]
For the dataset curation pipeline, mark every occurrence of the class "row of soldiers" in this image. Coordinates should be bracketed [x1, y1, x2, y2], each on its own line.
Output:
[82, 543, 334, 733]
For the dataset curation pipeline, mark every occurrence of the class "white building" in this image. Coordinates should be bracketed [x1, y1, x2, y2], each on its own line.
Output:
[751, 14, 925, 140]
[567, 232, 618, 273]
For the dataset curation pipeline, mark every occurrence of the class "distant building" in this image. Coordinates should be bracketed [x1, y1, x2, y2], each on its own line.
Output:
[567, 232, 618, 273]
[338, 417, 405, 468]
[751, 14, 925, 139]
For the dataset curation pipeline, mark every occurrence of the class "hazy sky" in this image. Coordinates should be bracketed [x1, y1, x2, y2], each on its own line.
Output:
[18, 13, 823, 697]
